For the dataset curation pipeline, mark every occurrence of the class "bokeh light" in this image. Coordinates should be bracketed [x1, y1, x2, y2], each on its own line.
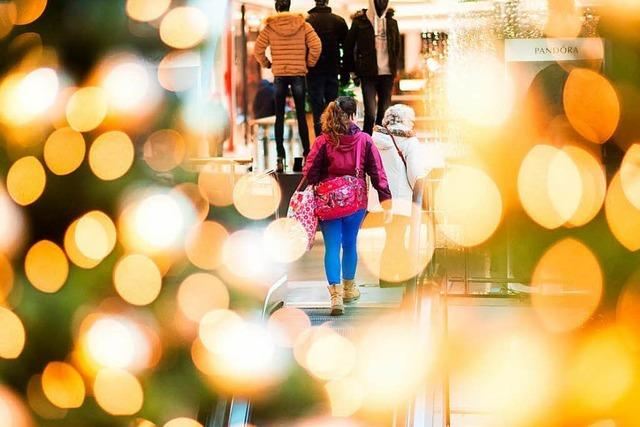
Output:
[171, 183, 209, 223]
[0, 68, 58, 125]
[620, 143, 640, 210]
[185, 221, 228, 270]
[43, 127, 85, 176]
[605, 172, 640, 251]
[0, 3, 17, 40]
[158, 50, 200, 92]
[233, 173, 281, 220]
[74, 211, 117, 261]
[66, 87, 108, 132]
[89, 131, 134, 181]
[93, 368, 144, 416]
[114, 254, 162, 306]
[126, 0, 171, 22]
[267, 307, 311, 348]
[177, 273, 229, 323]
[0, 188, 25, 256]
[7, 156, 46, 206]
[435, 165, 502, 247]
[222, 230, 269, 279]
[198, 166, 236, 207]
[164, 418, 202, 427]
[305, 329, 356, 381]
[198, 309, 243, 355]
[0, 254, 14, 304]
[262, 218, 308, 264]
[564, 146, 606, 227]
[159, 7, 209, 50]
[531, 238, 603, 333]
[143, 129, 186, 172]
[102, 60, 153, 113]
[0, 385, 34, 427]
[14, 0, 47, 25]
[24, 240, 68, 293]
[41, 362, 85, 409]
[325, 378, 364, 417]
[26, 375, 67, 419]
[64, 219, 101, 269]
[564, 68, 620, 144]
[0, 306, 25, 359]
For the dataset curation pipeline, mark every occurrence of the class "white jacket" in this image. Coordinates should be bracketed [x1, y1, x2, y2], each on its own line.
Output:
[368, 129, 429, 216]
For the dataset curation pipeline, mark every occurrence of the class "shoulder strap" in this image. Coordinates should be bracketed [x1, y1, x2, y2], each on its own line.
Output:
[355, 136, 364, 178]
[384, 125, 413, 189]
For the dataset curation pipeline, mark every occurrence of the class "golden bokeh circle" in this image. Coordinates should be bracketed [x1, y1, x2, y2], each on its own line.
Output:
[605, 172, 640, 251]
[66, 87, 108, 132]
[24, 240, 68, 293]
[74, 211, 117, 261]
[267, 307, 311, 348]
[143, 129, 186, 172]
[198, 309, 243, 355]
[93, 368, 143, 416]
[43, 127, 85, 176]
[126, 0, 170, 22]
[564, 146, 606, 228]
[7, 156, 46, 206]
[64, 219, 101, 269]
[164, 418, 202, 427]
[159, 7, 209, 50]
[177, 273, 230, 323]
[113, 254, 162, 306]
[171, 183, 209, 223]
[0, 385, 34, 426]
[89, 131, 135, 181]
[198, 166, 236, 207]
[185, 221, 228, 270]
[620, 143, 640, 210]
[158, 51, 200, 92]
[26, 375, 67, 420]
[0, 307, 25, 359]
[263, 218, 308, 264]
[0, 254, 14, 303]
[41, 362, 85, 409]
[14, 0, 47, 25]
[0, 3, 17, 40]
[233, 173, 281, 220]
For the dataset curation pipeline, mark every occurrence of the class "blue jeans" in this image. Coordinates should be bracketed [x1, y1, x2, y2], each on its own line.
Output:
[274, 76, 311, 159]
[319, 209, 366, 286]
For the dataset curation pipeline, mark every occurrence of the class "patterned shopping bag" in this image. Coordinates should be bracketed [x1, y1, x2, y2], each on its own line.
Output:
[287, 185, 318, 251]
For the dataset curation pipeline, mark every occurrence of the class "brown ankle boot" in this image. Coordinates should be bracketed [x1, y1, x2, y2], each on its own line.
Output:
[328, 285, 344, 316]
[343, 279, 360, 303]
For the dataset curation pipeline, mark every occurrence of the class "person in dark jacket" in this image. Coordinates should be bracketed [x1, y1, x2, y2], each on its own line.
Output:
[252, 79, 276, 119]
[344, 0, 401, 135]
[306, 0, 349, 138]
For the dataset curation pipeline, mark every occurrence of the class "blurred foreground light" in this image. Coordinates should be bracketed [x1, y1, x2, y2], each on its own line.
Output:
[89, 131, 134, 181]
[0, 68, 58, 125]
[233, 173, 281, 220]
[164, 418, 202, 427]
[171, 183, 209, 223]
[620, 143, 640, 210]
[158, 51, 200, 92]
[0, 307, 25, 359]
[198, 309, 243, 355]
[66, 87, 108, 132]
[0, 254, 14, 304]
[114, 254, 162, 306]
[617, 268, 640, 348]
[7, 156, 46, 206]
[262, 218, 307, 264]
[563, 146, 606, 227]
[26, 375, 67, 419]
[198, 166, 236, 207]
[0, 189, 24, 256]
[178, 273, 229, 323]
[435, 166, 502, 247]
[531, 238, 602, 333]
[222, 230, 270, 279]
[14, 0, 47, 25]
[0, 3, 17, 40]
[0, 385, 34, 427]
[185, 221, 228, 270]
[605, 172, 640, 251]
[126, 0, 171, 22]
[94, 368, 143, 416]
[447, 55, 514, 126]
[566, 328, 635, 413]
[64, 219, 101, 269]
[25, 240, 68, 293]
[305, 329, 356, 381]
[160, 7, 209, 49]
[564, 68, 619, 144]
[74, 211, 117, 261]
[325, 378, 364, 417]
[44, 128, 85, 176]
[41, 362, 85, 409]
[102, 61, 152, 113]
[267, 307, 311, 348]
[143, 129, 186, 172]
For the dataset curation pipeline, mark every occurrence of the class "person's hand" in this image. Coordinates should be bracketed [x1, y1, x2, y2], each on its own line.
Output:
[383, 209, 393, 224]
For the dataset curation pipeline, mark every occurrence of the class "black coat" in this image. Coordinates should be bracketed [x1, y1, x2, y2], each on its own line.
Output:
[306, 6, 348, 75]
[344, 9, 401, 78]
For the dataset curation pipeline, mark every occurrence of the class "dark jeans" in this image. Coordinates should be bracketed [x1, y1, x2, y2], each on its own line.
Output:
[308, 73, 339, 138]
[274, 76, 311, 160]
[361, 75, 394, 135]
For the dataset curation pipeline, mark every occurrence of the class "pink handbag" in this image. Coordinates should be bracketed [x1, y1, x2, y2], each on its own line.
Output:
[315, 139, 367, 221]
[287, 185, 318, 250]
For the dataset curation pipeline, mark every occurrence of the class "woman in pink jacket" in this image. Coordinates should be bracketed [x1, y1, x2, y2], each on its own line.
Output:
[303, 96, 392, 315]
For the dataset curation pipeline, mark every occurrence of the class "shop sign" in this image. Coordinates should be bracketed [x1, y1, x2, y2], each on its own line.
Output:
[505, 38, 604, 62]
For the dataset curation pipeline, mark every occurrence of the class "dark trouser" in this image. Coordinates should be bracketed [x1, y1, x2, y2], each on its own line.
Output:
[361, 75, 394, 135]
[308, 73, 339, 138]
[274, 76, 311, 160]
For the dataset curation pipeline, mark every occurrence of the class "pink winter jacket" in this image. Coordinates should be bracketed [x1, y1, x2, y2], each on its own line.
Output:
[303, 123, 392, 204]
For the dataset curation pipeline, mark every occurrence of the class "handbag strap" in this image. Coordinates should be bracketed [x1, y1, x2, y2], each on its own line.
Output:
[384, 125, 413, 189]
[355, 136, 364, 179]
[295, 176, 308, 192]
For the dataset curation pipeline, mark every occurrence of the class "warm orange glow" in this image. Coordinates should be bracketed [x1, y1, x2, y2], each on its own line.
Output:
[43, 127, 86, 176]
[262, 218, 308, 264]
[0, 3, 17, 40]
[564, 146, 606, 227]
[7, 156, 46, 206]
[0, 385, 34, 427]
[435, 166, 502, 247]
[222, 230, 269, 280]
[26, 375, 67, 419]
[126, 0, 170, 22]
[531, 238, 603, 333]
[544, 9, 581, 38]
[198, 166, 236, 207]
[198, 309, 243, 354]
[617, 269, 640, 349]
[64, 219, 101, 269]
[102, 60, 155, 114]
[620, 143, 640, 210]
[171, 183, 209, 223]
[93, 368, 143, 416]
[325, 378, 364, 417]
[164, 418, 202, 427]
[143, 129, 186, 172]
[233, 173, 281, 220]
[14, 0, 47, 25]
[0, 189, 25, 257]
[0, 307, 25, 359]
[113, 254, 162, 306]
[41, 362, 85, 409]
[605, 172, 640, 251]
[177, 273, 230, 323]
[89, 131, 134, 181]
[0, 254, 14, 304]
[74, 211, 117, 261]
[158, 50, 200, 92]
[305, 329, 356, 381]
[564, 68, 620, 144]
[24, 240, 69, 293]
[159, 7, 209, 50]
[185, 221, 228, 270]
[0, 68, 59, 125]
[267, 307, 311, 348]
[66, 87, 108, 132]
